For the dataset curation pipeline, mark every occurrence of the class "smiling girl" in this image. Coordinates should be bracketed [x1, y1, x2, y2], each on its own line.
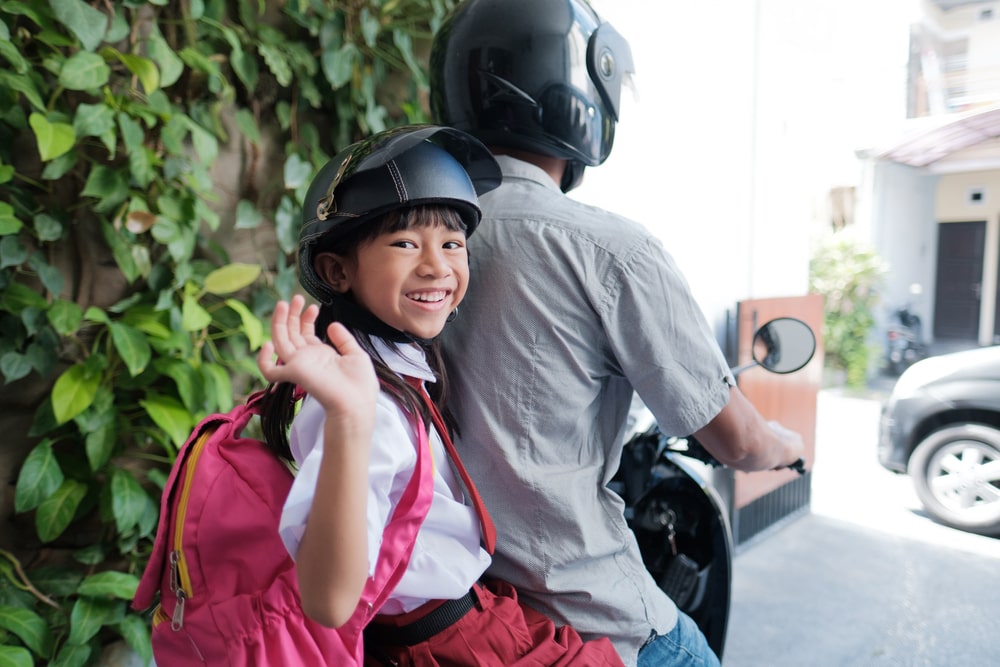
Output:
[256, 126, 623, 666]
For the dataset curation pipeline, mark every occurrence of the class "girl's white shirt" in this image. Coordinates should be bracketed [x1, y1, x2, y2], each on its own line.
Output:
[278, 337, 492, 614]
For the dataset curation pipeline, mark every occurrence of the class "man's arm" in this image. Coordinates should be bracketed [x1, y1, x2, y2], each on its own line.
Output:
[692, 385, 805, 472]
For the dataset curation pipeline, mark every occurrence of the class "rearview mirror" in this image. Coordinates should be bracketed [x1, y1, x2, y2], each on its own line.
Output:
[752, 317, 816, 374]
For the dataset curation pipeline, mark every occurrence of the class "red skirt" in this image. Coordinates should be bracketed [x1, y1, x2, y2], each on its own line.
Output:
[365, 579, 624, 667]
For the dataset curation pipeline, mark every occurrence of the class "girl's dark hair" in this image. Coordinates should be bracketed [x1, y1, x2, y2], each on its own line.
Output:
[260, 205, 465, 461]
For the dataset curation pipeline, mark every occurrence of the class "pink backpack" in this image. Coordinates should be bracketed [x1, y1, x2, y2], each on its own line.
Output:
[133, 390, 433, 665]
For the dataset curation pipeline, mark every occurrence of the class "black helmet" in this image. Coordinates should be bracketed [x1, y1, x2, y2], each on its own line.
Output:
[298, 124, 501, 307]
[430, 0, 635, 192]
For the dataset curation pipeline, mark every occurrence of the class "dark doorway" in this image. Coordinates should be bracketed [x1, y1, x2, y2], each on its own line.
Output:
[933, 221, 984, 341]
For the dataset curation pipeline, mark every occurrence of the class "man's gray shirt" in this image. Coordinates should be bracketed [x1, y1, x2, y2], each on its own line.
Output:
[442, 156, 732, 666]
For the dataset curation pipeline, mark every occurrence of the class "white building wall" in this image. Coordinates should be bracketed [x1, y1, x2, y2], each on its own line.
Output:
[573, 0, 911, 343]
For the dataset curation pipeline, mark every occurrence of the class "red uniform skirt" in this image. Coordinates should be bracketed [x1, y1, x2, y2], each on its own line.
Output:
[365, 579, 624, 667]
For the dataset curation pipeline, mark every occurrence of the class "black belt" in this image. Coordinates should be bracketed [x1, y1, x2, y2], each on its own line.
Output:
[365, 591, 476, 647]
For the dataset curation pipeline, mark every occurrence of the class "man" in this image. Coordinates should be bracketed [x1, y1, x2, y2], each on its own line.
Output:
[430, 1, 805, 665]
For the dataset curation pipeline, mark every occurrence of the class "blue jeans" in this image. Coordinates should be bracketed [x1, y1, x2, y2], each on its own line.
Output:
[637, 611, 721, 667]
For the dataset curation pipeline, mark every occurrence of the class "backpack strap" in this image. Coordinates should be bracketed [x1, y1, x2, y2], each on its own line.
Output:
[337, 412, 435, 648]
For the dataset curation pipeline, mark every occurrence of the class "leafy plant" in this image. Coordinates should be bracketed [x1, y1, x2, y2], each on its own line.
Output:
[809, 230, 888, 388]
[0, 0, 453, 663]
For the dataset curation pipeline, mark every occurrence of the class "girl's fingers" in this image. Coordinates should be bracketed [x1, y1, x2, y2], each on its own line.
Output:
[300, 302, 320, 339]
[256, 341, 277, 378]
[284, 295, 306, 348]
[326, 321, 362, 357]
[269, 299, 291, 357]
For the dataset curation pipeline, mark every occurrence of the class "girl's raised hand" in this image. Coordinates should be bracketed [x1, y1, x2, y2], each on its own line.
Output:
[257, 295, 378, 419]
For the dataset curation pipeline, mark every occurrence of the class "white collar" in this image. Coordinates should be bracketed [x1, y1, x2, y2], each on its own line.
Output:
[371, 337, 437, 384]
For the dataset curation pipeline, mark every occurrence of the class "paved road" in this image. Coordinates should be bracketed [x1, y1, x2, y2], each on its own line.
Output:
[723, 388, 1000, 666]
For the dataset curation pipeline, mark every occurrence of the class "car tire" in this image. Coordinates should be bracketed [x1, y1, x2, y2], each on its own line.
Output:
[908, 423, 1000, 536]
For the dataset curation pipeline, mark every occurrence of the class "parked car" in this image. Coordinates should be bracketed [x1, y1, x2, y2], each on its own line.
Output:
[878, 345, 1000, 536]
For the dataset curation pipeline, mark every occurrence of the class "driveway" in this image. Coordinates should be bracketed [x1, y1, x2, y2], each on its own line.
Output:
[723, 387, 1000, 666]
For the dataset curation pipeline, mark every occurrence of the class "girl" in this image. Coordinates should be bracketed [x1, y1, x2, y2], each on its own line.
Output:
[256, 125, 624, 667]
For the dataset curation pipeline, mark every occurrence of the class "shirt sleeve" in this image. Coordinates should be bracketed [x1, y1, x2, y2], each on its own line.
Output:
[601, 235, 733, 436]
[277, 394, 418, 576]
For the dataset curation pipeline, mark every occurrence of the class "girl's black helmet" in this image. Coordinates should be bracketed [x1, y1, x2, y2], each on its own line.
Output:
[429, 0, 634, 191]
[298, 125, 501, 305]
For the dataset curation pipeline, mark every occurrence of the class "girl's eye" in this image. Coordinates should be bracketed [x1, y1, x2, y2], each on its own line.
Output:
[391, 240, 416, 249]
[443, 240, 464, 250]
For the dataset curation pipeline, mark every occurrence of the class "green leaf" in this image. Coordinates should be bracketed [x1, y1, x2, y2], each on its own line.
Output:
[156, 359, 201, 412]
[81, 166, 128, 212]
[121, 305, 172, 339]
[0, 646, 33, 667]
[323, 42, 358, 89]
[33, 213, 64, 242]
[58, 51, 110, 90]
[29, 113, 76, 162]
[0, 70, 46, 112]
[109, 322, 151, 377]
[73, 103, 116, 139]
[14, 440, 63, 513]
[181, 295, 212, 331]
[274, 195, 297, 255]
[0, 40, 28, 74]
[259, 43, 292, 86]
[2, 282, 48, 312]
[109, 468, 146, 534]
[36, 479, 87, 543]
[0, 605, 53, 657]
[140, 394, 195, 449]
[115, 51, 159, 93]
[147, 32, 184, 88]
[185, 119, 218, 165]
[50, 0, 109, 52]
[230, 42, 259, 93]
[204, 263, 261, 295]
[0, 236, 28, 269]
[51, 363, 101, 424]
[100, 219, 140, 283]
[226, 298, 264, 350]
[47, 299, 84, 335]
[1, 351, 32, 383]
[50, 642, 91, 667]
[66, 597, 123, 646]
[77, 571, 140, 600]
[202, 363, 233, 412]
[118, 614, 152, 665]
[234, 199, 263, 230]
[84, 421, 115, 471]
[83, 306, 111, 325]
[32, 257, 64, 295]
[283, 152, 312, 190]
[234, 108, 260, 145]
[0, 202, 23, 235]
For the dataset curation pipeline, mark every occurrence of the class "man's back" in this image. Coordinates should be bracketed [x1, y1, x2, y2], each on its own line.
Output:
[442, 155, 732, 664]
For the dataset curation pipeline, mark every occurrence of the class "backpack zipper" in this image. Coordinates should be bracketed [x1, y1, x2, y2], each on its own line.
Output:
[166, 427, 216, 631]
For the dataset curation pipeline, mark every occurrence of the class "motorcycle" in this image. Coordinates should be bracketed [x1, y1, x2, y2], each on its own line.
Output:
[885, 305, 927, 375]
[612, 317, 817, 660]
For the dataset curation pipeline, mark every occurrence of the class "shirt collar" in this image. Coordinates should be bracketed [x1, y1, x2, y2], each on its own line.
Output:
[493, 154, 562, 193]
[371, 337, 437, 384]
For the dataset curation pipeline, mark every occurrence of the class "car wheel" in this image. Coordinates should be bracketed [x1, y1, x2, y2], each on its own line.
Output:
[907, 424, 1000, 536]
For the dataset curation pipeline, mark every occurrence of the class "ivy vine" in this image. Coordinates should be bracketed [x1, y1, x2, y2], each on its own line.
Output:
[0, 0, 453, 664]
